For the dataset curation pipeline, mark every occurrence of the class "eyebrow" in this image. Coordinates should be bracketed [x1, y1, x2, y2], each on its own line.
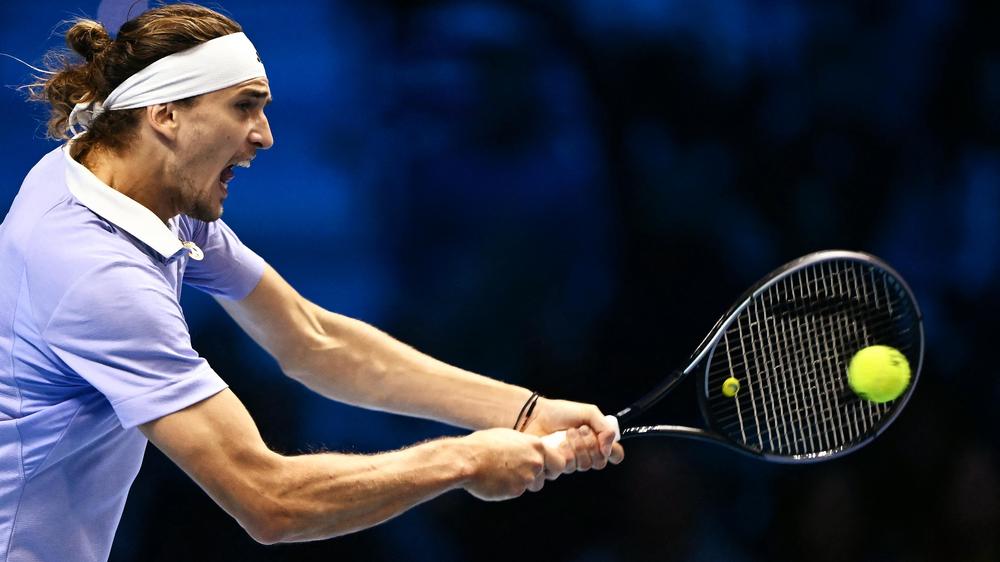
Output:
[238, 88, 273, 106]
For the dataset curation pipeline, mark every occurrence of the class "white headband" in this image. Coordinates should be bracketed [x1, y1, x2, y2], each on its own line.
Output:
[68, 32, 266, 134]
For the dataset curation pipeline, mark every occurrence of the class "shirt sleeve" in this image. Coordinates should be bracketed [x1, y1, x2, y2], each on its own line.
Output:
[182, 218, 266, 300]
[41, 260, 228, 429]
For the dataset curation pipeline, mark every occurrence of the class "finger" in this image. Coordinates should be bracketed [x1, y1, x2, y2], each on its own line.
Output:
[591, 445, 608, 471]
[541, 437, 568, 480]
[579, 425, 608, 470]
[528, 472, 546, 492]
[568, 427, 591, 472]
[562, 427, 587, 473]
[598, 430, 616, 458]
[609, 442, 625, 465]
[560, 428, 579, 473]
[586, 411, 617, 439]
[574, 425, 601, 471]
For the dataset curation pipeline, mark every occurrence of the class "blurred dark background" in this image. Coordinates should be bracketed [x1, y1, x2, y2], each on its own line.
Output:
[2, 0, 998, 560]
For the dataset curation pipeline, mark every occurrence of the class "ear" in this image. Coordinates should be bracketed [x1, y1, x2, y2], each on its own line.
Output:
[145, 103, 181, 141]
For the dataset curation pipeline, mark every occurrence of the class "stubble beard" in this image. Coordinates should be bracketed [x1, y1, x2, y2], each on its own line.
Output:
[189, 184, 223, 221]
[188, 199, 222, 222]
[170, 141, 224, 222]
[176, 175, 223, 222]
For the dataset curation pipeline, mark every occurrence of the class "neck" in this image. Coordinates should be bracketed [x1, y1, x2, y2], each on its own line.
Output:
[75, 142, 176, 224]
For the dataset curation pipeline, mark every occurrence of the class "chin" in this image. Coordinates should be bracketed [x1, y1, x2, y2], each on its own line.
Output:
[188, 204, 223, 222]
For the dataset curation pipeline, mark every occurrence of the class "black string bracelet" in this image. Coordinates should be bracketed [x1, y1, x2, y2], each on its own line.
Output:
[513, 391, 537, 430]
[520, 393, 541, 431]
[514, 391, 541, 431]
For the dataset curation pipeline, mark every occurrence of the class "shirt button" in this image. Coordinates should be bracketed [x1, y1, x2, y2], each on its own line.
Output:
[181, 241, 204, 261]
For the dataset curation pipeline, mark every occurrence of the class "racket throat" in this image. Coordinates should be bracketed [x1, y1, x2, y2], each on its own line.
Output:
[616, 369, 688, 425]
[622, 425, 759, 456]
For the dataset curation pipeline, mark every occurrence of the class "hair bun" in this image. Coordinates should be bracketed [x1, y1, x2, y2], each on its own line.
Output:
[66, 20, 112, 62]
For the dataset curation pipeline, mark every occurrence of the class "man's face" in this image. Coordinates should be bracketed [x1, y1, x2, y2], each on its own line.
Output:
[168, 77, 273, 222]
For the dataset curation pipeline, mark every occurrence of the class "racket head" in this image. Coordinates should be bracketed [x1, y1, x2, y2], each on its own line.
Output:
[693, 250, 923, 463]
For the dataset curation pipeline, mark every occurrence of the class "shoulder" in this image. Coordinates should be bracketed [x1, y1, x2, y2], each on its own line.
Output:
[19, 145, 65, 188]
[26, 211, 173, 329]
[29, 201, 161, 280]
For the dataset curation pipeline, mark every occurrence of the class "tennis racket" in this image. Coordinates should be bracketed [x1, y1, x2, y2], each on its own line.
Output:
[544, 250, 924, 463]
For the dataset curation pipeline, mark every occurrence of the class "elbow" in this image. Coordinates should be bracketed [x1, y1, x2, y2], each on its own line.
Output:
[270, 335, 310, 381]
[233, 470, 299, 545]
[247, 525, 283, 546]
[237, 481, 342, 545]
[276, 355, 310, 385]
[272, 345, 312, 384]
[243, 506, 296, 545]
[243, 508, 353, 545]
[275, 334, 343, 385]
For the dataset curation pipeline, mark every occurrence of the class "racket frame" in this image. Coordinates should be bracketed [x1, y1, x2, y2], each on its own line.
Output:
[613, 250, 924, 463]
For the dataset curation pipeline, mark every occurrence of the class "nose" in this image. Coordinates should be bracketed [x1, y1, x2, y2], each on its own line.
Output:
[249, 112, 274, 150]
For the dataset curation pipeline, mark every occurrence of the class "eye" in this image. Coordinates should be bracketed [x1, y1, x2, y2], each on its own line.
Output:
[236, 101, 254, 111]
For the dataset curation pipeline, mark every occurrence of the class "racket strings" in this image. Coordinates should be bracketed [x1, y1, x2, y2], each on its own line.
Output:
[705, 259, 920, 458]
[758, 264, 893, 452]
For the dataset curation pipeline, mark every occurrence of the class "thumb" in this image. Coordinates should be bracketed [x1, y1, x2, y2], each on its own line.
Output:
[588, 413, 621, 453]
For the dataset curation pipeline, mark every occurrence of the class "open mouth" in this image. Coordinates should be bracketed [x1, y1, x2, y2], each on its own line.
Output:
[219, 158, 252, 186]
[219, 165, 235, 185]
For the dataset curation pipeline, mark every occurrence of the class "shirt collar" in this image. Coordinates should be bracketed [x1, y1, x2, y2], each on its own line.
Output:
[62, 143, 203, 261]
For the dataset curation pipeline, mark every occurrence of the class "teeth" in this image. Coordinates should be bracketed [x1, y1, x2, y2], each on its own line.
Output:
[235, 160, 252, 168]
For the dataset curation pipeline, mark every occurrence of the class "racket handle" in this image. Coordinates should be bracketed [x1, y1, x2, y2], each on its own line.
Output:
[540, 415, 620, 449]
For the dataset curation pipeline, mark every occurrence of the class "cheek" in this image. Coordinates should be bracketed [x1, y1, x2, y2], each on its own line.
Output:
[184, 132, 232, 169]
[177, 113, 244, 181]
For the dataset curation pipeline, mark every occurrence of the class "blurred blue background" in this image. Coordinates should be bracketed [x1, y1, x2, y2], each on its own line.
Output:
[2, 1, 998, 560]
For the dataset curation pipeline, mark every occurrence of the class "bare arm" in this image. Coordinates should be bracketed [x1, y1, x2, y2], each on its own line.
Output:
[140, 389, 562, 544]
[219, 265, 534, 429]
[218, 265, 623, 465]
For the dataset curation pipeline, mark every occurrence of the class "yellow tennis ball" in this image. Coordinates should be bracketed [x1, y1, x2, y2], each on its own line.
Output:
[847, 345, 911, 403]
[721, 376, 740, 397]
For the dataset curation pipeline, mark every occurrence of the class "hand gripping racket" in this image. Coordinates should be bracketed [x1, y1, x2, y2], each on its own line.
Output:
[544, 250, 924, 463]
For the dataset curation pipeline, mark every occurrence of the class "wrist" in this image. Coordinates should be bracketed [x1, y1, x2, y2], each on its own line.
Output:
[447, 435, 481, 488]
[513, 391, 542, 431]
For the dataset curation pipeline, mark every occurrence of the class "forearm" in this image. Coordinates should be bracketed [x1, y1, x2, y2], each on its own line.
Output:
[144, 389, 553, 546]
[143, 390, 467, 543]
[282, 306, 531, 429]
[264, 437, 471, 542]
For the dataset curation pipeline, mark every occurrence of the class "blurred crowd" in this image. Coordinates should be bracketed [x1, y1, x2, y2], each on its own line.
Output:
[1, 1, 995, 560]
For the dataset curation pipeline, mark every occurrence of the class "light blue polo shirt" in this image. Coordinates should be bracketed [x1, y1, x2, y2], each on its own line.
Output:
[0, 145, 266, 561]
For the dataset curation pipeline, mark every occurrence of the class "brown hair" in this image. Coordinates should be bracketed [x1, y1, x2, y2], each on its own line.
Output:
[28, 3, 241, 156]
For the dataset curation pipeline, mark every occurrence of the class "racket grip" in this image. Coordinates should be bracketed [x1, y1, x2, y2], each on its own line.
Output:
[540, 415, 621, 449]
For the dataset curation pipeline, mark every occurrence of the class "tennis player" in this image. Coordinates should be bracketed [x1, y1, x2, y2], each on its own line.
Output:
[0, 4, 623, 560]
